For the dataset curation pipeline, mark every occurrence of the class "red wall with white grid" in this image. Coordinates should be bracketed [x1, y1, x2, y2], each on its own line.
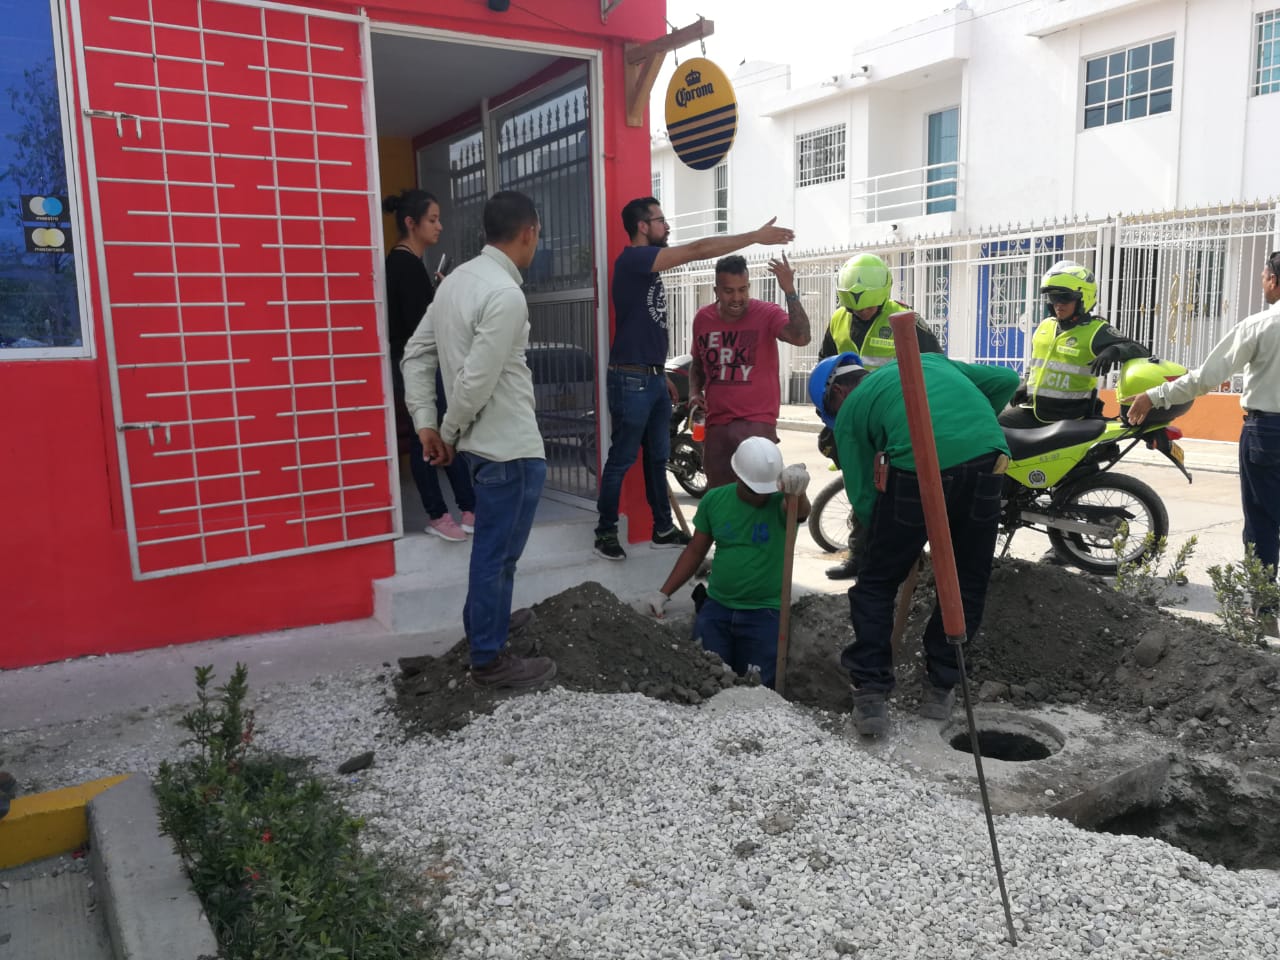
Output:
[0, 0, 664, 669]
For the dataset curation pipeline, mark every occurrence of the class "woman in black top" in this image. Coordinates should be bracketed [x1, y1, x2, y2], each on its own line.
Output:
[384, 188, 475, 541]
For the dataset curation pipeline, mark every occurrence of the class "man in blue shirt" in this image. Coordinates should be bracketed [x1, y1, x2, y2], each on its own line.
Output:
[594, 196, 795, 560]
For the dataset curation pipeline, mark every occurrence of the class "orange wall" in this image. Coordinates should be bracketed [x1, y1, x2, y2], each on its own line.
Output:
[1099, 390, 1243, 442]
[378, 136, 417, 253]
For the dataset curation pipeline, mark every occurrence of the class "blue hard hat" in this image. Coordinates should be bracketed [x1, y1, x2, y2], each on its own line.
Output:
[808, 351, 863, 428]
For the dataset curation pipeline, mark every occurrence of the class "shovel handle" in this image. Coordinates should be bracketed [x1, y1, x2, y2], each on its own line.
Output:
[775, 494, 800, 696]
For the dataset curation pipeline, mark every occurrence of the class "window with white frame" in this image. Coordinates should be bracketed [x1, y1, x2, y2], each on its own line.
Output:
[713, 162, 728, 234]
[0, 0, 88, 357]
[651, 170, 663, 204]
[1083, 38, 1174, 129]
[795, 124, 846, 187]
[1256, 9, 1280, 96]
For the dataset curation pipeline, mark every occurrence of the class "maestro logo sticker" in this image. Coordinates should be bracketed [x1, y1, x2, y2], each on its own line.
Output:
[664, 57, 737, 171]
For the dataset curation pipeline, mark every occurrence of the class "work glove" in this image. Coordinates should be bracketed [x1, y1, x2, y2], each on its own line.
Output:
[640, 590, 669, 618]
[1010, 383, 1029, 407]
[1089, 346, 1124, 377]
[778, 464, 810, 497]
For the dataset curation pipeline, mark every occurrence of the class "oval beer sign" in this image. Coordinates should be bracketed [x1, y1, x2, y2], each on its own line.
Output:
[664, 57, 737, 171]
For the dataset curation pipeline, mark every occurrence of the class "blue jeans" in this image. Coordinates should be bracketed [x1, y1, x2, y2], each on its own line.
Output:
[393, 363, 475, 519]
[841, 453, 1004, 692]
[1239, 416, 1280, 575]
[461, 454, 546, 666]
[595, 368, 672, 537]
[695, 597, 781, 689]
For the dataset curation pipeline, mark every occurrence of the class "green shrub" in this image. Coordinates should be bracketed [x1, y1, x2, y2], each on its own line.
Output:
[1208, 544, 1280, 649]
[1111, 528, 1197, 607]
[155, 664, 443, 960]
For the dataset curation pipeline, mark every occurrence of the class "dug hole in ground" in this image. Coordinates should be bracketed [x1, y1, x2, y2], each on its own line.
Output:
[8, 562, 1280, 957]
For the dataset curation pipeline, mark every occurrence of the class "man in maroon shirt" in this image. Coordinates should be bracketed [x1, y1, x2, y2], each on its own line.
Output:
[689, 254, 812, 489]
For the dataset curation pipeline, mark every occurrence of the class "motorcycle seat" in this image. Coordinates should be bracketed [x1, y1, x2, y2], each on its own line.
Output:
[1003, 418, 1108, 461]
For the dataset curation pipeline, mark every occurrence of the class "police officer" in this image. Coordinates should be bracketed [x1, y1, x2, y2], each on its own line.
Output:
[998, 260, 1148, 429]
[810, 351, 1019, 739]
[818, 253, 943, 579]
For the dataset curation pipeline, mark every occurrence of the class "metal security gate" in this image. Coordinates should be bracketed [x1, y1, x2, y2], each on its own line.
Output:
[1108, 205, 1279, 387]
[72, 0, 397, 578]
[493, 72, 597, 499]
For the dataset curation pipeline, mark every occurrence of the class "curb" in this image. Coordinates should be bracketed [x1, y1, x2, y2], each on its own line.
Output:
[778, 417, 822, 435]
[88, 774, 220, 960]
[0, 774, 128, 869]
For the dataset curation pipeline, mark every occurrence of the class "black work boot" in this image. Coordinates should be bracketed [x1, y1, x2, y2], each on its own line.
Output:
[920, 680, 956, 721]
[825, 556, 858, 580]
[852, 689, 889, 739]
[0, 771, 16, 820]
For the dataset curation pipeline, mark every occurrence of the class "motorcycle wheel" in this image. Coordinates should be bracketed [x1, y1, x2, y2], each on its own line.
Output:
[670, 436, 708, 498]
[808, 476, 853, 554]
[1046, 472, 1169, 575]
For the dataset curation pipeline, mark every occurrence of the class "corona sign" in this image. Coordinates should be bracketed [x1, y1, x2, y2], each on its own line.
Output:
[664, 57, 737, 171]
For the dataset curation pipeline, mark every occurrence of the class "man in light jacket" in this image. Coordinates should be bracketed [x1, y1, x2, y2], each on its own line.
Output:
[401, 190, 555, 689]
[1129, 251, 1280, 583]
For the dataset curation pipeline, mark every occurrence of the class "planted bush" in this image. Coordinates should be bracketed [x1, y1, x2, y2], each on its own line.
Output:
[155, 664, 442, 960]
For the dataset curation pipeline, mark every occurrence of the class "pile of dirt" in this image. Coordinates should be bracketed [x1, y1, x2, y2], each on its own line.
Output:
[394, 581, 738, 734]
[785, 558, 1280, 759]
[392, 563, 1280, 757]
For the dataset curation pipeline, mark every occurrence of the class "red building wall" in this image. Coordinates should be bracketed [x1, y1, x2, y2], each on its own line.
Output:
[0, 0, 664, 669]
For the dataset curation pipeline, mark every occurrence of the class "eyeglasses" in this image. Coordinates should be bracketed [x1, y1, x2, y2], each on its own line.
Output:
[643, 217, 668, 225]
[1044, 290, 1079, 304]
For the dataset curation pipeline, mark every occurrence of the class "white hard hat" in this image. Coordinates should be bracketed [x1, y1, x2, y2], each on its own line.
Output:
[730, 436, 783, 494]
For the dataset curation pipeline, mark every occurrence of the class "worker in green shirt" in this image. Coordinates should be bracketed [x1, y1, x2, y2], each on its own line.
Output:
[809, 351, 1019, 738]
[642, 437, 810, 689]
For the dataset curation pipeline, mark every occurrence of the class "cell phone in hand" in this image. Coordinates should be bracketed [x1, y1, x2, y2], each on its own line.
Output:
[435, 253, 449, 277]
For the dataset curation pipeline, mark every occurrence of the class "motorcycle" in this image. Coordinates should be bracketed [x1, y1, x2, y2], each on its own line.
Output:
[664, 354, 708, 498]
[806, 358, 1194, 576]
[578, 354, 708, 499]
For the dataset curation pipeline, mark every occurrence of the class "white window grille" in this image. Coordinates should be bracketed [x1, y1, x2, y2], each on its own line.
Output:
[71, 0, 397, 578]
[713, 162, 728, 234]
[651, 170, 662, 204]
[1256, 9, 1280, 96]
[1083, 37, 1174, 129]
[795, 124, 845, 187]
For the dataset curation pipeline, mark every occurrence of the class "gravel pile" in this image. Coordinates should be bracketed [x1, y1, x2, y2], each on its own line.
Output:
[255, 677, 1280, 959]
[16, 669, 1280, 958]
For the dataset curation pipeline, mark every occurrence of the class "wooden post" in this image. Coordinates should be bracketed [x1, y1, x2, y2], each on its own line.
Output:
[775, 495, 800, 696]
[890, 555, 923, 666]
[666, 480, 692, 538]
[624, 19, 715, 127]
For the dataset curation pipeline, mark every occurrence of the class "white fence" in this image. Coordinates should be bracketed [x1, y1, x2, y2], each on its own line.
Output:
[662, 200, 1280, 404]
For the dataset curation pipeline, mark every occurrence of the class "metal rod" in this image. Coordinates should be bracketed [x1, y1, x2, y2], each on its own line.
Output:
[889, 310, 1018, 947]
[955, 640, 1018, 946]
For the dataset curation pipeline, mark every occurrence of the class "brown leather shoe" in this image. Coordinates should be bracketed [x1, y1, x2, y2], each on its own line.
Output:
[508, 607, 535, 637]
[470, 651, 557, 689]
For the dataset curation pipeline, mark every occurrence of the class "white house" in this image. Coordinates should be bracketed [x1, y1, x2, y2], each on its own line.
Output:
[652, 0, 1280, 438]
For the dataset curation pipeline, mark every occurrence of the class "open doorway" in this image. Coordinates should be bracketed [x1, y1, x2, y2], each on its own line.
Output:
[369, 30, 601, 535]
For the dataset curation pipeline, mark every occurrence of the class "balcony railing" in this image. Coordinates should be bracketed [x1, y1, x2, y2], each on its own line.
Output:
[849, 161, 963, 224]
[666, 207, 728, 243]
